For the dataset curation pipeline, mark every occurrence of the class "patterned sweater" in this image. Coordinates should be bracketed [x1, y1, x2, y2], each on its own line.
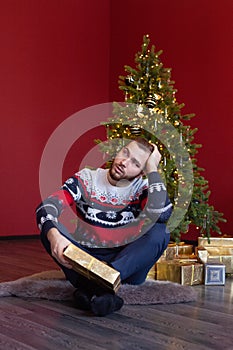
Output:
[36, 168, 172, 248]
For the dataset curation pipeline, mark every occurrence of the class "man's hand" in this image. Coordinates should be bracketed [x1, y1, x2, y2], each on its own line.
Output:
[47, 228, 73, 269]
[145, 143, 161, 174]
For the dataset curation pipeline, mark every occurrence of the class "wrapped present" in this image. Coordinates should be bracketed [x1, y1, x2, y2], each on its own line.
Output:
[207, 255, 233, 274]
[201, 246, 233, 256]
[196, 247, 233, 274]
[196, 248, 208, 264]
[205, 263, 225, 285]
[147, 265, 156, 279]
[160, 242, 193, 261]
[174, 254, 197, 262]
[63, 244, 121, 292]
[156, 260, 204, 285]
[198, 237, 233, 247]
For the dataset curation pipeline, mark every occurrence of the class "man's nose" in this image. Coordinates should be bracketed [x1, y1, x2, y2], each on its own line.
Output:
[120, 158, 130, 166]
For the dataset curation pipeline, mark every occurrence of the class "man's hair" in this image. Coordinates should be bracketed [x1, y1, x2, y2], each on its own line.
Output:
[132, 137, 154, 154]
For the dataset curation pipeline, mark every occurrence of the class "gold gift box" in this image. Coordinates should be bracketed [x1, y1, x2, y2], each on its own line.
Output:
[198, 237, 233, 247]
[156, 260, 204, 285]
[160, 242, 193, 261]
[147, 265, 156, 279]
[196, 247, 233, 274]
[63, 244, 121, 293]
[174, 254, 197, 262]
[207, 256, 233, 274]
[202, 246, 233, 256]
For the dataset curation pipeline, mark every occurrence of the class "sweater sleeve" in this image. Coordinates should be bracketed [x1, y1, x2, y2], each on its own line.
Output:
[35, 175, 81, 237]
[142, 171, 173, 223]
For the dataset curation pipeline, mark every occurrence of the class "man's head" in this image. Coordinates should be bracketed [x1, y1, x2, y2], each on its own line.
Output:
[108, 137, 153, 185]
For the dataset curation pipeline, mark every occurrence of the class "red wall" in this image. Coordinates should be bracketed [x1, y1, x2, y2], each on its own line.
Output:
[0, 0, 110, 236]
[1, 0, 232, 238]
[109, 0, 233, 238]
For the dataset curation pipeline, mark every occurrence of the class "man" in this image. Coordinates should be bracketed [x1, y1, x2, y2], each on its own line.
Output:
[36, 137, 172, 316]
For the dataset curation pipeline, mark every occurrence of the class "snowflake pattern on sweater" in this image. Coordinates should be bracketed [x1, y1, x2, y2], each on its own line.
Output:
[36, 168, 172, 247]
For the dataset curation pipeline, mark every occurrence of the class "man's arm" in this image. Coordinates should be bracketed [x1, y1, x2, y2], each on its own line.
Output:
[47, 227, 72, 268]
[143, 144, 173, 223]
[36, 175, 82, 268]
[144, 143, 161, 174]
[36, 190, 71, 235]
[36, 173, 83, 236]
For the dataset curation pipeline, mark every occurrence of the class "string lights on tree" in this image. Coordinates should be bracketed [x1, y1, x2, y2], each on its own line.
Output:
[97, 35, 226, 241]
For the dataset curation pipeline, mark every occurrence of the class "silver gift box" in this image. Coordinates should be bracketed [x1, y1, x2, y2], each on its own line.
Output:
[204, 263, 225, 285]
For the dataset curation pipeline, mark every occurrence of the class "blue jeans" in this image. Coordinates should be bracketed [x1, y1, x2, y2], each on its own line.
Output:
[41, 222, 170, 288]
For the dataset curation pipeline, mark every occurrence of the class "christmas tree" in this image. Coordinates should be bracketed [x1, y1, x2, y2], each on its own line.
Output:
[97, 35, 226, 242]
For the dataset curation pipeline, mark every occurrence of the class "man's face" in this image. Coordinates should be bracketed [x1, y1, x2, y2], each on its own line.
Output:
[109, 141, 151, 183]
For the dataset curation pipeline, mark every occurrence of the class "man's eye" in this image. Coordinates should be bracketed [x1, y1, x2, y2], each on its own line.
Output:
[133, 161, 140, 168]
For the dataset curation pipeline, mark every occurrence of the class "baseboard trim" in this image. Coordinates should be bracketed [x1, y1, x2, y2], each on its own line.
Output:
[0, 234, 40, 241]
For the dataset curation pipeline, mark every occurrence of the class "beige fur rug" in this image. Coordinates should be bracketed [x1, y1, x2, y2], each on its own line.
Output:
[0, 270, 198, 305]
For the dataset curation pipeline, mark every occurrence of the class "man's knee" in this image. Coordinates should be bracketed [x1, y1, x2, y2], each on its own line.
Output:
[144, 223, 170, 249]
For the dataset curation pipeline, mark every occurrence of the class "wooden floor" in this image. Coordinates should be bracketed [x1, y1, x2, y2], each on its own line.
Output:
[0, 238, 233, 350]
